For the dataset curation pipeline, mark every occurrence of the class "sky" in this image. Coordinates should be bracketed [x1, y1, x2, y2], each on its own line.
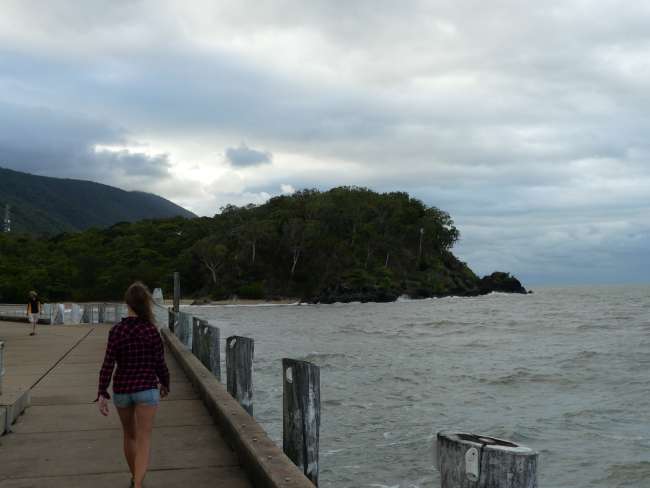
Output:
[1, 1, 649, 285]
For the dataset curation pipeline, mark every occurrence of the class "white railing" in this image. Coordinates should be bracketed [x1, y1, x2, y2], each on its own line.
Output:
[0, 303, 54, 322]
[0, 304, 29, 319]
[0, 303, 128, 325]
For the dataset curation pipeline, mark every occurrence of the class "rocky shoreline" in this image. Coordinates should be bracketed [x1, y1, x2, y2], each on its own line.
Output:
[313, 271, 528, 304]
[191, 272, 528, 305]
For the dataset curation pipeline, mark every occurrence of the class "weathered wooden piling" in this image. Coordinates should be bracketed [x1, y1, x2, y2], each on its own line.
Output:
[173, 271, 180, 313]
[168, 308, 175, 332]
[226, 335, 254, 415]
[175, 311, 192, 348]
[282, 358, 321, 486]
[436, 432, 538, 488]
[0, 341, 4, 395]
[192, 317, 221, 380]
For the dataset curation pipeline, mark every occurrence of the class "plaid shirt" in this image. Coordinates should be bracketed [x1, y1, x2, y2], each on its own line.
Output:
[97, 316, 170, 400]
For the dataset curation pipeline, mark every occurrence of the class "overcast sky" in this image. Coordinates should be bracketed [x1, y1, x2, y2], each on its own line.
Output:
[1, 1, 649, 285]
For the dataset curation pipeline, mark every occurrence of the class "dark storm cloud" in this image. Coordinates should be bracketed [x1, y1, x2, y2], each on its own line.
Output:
[225, 143, 272, 167]
[0, 44, 394, 146]
[0, 101, 170, 181]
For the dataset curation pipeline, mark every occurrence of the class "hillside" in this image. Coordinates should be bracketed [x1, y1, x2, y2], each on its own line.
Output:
[0, 186, 526, 303]
[0, 167, 195, 234]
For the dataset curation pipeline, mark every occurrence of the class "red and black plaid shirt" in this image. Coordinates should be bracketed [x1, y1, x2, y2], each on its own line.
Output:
[97, 316, 170, 400]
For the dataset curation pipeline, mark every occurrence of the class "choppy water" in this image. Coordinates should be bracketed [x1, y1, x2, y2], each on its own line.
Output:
[187, 285, 650, 488]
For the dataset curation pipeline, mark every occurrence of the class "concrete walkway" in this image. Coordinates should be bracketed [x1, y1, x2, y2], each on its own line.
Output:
[0, 322, 252, 487]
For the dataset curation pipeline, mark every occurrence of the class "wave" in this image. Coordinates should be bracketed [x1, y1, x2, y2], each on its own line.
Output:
[605, 461, 650, 486]
[563, 407, 625, 419]
[296, 351, 351, 368]
[558, 350, 609, 369]
[481, 368, 574, 386]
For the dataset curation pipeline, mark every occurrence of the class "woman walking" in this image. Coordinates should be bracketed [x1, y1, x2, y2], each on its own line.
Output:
[96, 282, 170, 488]
[26, 291, 40, 336]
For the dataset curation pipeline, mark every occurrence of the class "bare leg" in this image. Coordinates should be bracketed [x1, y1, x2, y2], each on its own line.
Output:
[133, 404, 157, 488]
[116, 406, 137, 478]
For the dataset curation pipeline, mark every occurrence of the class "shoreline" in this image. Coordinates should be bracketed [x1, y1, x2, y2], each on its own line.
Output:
[164, 298, 301, 306]
[166, 290, 533, 307]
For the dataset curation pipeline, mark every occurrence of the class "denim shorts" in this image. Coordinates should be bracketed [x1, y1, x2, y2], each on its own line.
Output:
[113, 388, 160, 408]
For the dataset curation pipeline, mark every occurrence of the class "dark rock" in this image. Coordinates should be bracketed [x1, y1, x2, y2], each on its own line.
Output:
[479, 272, 527, 294]
[313, 282, 399, 304]
[190, 297, 212, 305]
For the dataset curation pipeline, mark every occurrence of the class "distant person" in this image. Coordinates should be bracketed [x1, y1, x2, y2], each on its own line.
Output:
[26, 291, 40, 336]
[96, 282, 170, 488]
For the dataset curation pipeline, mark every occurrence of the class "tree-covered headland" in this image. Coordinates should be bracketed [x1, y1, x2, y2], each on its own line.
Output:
[0, 187, 526, 303]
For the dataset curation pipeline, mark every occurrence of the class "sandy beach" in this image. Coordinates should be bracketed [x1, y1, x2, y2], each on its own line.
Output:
[163, 298, 300, 306]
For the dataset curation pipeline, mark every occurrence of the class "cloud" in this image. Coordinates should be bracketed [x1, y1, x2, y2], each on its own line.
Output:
[280, 184, 296, 195]
[1, 1, 650, 284]
[225, 143, 272, 167]
[0, 101, 171, 187]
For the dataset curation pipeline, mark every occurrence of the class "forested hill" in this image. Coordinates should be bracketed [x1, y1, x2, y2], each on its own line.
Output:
[0, 187, 526, 303]
[0, 167, 195, 234]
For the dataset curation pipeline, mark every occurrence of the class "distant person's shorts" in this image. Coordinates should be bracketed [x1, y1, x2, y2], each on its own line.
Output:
[27, 313, 37, 324]
[113, 388, 160, 408]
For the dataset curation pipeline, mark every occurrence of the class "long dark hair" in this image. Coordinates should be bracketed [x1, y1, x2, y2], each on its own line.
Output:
[124, 282, 155, 324]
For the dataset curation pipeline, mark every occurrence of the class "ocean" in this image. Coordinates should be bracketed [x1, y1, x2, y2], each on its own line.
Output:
[186, 285, 650, 488]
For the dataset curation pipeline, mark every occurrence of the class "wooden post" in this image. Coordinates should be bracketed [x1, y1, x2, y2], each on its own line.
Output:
[282, 358, 320, 486]
[0, 341, 4, 395]
[436, 432, 538, 488]
[175, 312, 191, 347]
[173, 272, 180, 314]
[168, 308, 175, 332]
[192, 318, 221, 380]
[226, 335, 254, 416]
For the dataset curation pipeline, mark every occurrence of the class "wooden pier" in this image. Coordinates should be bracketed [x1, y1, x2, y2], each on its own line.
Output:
[0, 319, 313, 487]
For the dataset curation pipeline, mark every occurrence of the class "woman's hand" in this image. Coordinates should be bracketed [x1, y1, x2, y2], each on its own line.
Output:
[159, 385, 169, 399]
[98, 396, 109, 416]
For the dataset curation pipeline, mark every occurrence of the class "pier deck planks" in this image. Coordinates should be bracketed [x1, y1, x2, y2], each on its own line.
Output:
[0, 322, 252, 488]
